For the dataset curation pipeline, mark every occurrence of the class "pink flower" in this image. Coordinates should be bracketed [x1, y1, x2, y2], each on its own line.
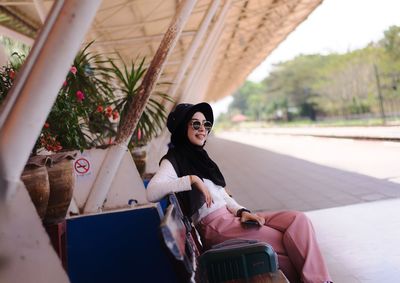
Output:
[63, 80, 67, 87]
[96, 105, 104, 113]
[9, 70, 15, 80]
[137, 128, 142, 141]
[112, 111, 119, 120]
[76, 90, 85, 102]
[70, 66, 77, 75]
[105, 106, 113, 117]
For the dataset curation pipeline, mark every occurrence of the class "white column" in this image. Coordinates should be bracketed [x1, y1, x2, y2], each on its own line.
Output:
[167, 0, 221, 100]
[146, 0, 221, 172]
[180, 0, 232, 103]
[194, 37, 222, 102]
[187, 19, 225, 102]
[0, 0, 102, 199]
[0, 1, 101, 282]
[147, 0, 231, 172]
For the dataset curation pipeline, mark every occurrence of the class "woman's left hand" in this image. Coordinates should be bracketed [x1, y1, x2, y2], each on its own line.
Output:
[240, 211, 265, 226]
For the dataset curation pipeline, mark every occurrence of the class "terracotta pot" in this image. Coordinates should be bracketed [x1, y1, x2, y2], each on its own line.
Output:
[132, 147, 147, 176]
[133, 158, 146, 176]
[21, 165, 50, 219]
[44, 158, 75, 224]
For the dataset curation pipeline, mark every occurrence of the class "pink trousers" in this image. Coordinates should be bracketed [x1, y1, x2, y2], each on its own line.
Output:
[197, 207, 331, 283]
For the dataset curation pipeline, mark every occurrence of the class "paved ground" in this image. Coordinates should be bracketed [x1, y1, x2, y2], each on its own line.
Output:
[205, 131, 400, 282]
[206, 136, 400, 212]
[241, 125, 400, 141]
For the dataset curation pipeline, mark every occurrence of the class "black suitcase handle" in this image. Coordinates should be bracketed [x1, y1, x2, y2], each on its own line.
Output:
[212, 238, 259, 249]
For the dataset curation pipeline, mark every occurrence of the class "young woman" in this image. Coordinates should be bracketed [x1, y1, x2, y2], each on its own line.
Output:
[147, 102, 332, 283]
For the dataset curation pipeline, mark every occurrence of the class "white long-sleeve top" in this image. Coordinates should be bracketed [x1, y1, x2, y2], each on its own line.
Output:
[146, 159, 244, 224]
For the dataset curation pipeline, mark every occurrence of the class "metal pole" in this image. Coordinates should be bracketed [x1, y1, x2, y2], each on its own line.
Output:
[146, 0, 221, 172]
[148, 0, 231, 172]
[0, 0, 102, 200]
[84, 0, 198, 214]
[147, 1, 227, 171]
[167, 0, 221, 100]
[188, 10, 227, 102]
[196, 34, 223, 102]
[374, 64, 386, 125]
[180, 0, 231, 102]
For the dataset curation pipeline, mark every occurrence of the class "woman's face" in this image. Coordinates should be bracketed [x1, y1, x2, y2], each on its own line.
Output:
[187, 111, 211, 146]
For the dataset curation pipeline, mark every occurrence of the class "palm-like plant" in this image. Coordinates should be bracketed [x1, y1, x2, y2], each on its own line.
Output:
[109, 57, 173, 150]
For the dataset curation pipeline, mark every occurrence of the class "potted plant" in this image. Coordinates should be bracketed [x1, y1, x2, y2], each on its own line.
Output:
[34, 43, 117, 154]
[0, 45, 118, 223]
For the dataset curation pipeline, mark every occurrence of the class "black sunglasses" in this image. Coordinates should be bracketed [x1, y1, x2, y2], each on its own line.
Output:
[190, 120, 213, 131]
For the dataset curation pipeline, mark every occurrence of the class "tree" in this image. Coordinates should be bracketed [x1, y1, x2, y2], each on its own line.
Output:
[227, 25, 400, 123]
[229, 81, 265, 119]
[381, 25, 400, 60]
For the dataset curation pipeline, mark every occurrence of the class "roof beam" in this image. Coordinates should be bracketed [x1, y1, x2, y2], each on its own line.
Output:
[168, 0, 221, 101]
[0, 24, 34, 45]
[33, 0, 47, 23]
[0, 5, 39, 38]
[91, 30, 196, 46]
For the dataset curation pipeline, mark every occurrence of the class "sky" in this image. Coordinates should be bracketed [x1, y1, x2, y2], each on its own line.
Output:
[212, 0, 400, 117]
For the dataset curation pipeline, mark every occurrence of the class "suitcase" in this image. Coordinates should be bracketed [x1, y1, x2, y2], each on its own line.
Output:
[199, 239, 279, 283]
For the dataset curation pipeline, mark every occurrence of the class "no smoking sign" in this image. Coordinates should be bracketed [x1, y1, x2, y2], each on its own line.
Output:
[74, 157, 91, 175]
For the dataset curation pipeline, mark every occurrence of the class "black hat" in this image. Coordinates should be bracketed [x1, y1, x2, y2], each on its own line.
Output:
[167, 102, 214, 134]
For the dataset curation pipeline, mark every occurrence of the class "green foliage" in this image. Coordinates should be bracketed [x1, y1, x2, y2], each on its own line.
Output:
[381, 25, 400, 60]
[1, 41, 173, 154]
[0, 52, 25, 104]
[0, 36, 30, 59]
[228, 25, 400, 123]
[42, 42, 116, 152]
[229, 81, 266, 120]
[109, 57, 173, 149]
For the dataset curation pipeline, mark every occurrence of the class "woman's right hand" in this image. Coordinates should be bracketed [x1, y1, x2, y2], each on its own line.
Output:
[241, 211, 265, 226]
[190, 175, 213, 207]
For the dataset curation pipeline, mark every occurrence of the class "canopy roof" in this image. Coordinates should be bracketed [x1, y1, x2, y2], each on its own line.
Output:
[0, 0, 322, 103]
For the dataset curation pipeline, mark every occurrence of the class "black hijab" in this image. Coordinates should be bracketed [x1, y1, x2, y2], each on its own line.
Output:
[161, 103, 226, 217]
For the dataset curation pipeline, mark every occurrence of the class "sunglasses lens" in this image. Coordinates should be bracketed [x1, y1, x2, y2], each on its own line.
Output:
[191, 120, 213, 131]
[192, 121, 201, 130]
[204, 121, 212, 131]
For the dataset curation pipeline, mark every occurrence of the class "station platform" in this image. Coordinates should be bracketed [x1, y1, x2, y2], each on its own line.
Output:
[236, 125, 400, 142]
[206, 132, 400, 283]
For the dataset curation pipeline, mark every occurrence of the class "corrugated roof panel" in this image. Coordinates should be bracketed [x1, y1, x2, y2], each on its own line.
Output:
[0, 0, 322, 105]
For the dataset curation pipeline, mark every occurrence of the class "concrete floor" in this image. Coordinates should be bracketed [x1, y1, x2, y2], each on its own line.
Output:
[206, 135, 400, 283]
